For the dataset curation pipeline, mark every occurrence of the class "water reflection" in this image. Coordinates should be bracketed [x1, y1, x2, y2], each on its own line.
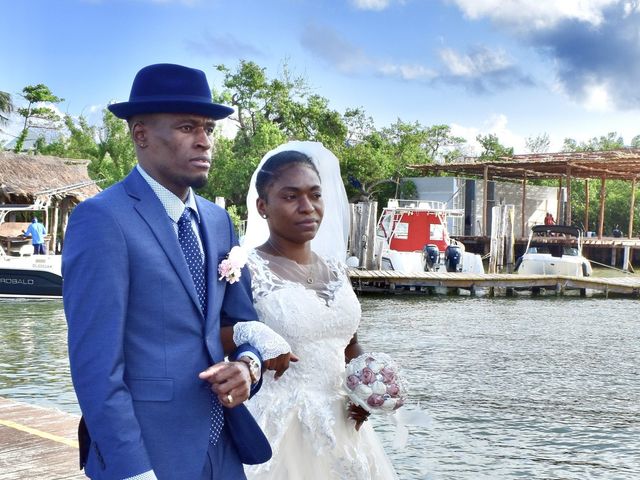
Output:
[0, 299, 78, 413]
[1, 297, 639, 479]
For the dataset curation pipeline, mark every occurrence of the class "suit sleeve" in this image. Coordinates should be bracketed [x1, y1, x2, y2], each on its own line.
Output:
[63, 198, 153, 478]
[217, 212, 264, 396]
[219, 212, 258, 328]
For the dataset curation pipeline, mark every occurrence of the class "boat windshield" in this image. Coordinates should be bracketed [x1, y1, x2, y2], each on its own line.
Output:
[527, 246, 579, 256]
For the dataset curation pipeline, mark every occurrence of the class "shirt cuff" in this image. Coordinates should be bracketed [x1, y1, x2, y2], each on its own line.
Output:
[122, 470, 158, 480]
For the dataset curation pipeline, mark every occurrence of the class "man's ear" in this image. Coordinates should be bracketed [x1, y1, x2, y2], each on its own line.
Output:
[131, 121, 148, 147]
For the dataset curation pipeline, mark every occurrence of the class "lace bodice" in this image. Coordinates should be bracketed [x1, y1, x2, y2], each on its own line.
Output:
[246, 250, 361, 451]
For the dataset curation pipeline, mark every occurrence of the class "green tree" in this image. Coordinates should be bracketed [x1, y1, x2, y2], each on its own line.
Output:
[90, 110, 136, 187]
[423, 124, 466, 163]
[525, 133, 550, 153]
[35, 109, 136, 188]
[208, 60, 348, 214]
[35, 114, 101, 160]
[476, 133, 514, 161]
[14, 84, 64, 152]
[0, 91, 13, 126]
[562, 132, 624, 152]
[562, 132, 638, 235]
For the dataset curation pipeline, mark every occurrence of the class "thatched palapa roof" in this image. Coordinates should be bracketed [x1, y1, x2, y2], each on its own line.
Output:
[409, 148, 640, 181]
[0, 152, 101, 204]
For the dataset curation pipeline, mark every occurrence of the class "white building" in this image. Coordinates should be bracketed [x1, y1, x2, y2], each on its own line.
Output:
[405, 176, 560, 237]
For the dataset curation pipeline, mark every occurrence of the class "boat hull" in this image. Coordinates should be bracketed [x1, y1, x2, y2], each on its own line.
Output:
[0, 255, 63, 298]
[0, 268, 62, 298]
[517, 253, 592, 277]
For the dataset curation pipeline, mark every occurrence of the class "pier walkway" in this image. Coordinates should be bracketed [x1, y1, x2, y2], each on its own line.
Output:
[349, 269, 640, 297]
[0, 397, 82, 480]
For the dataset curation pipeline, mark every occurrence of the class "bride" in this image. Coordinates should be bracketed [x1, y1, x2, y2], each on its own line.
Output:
[242, 142, 399, 479]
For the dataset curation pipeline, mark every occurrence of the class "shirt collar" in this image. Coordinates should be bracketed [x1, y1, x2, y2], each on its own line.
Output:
[136, 164, 201, 224]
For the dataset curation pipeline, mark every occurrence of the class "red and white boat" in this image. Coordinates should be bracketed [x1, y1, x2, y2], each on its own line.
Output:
[374, 199, 484, 273]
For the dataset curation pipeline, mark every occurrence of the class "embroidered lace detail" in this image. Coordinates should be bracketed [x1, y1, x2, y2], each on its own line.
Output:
[246, 250, 396, 479]
[233, 321, 291, 361]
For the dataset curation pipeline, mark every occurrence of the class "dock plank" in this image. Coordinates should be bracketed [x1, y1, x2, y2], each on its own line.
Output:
[348, 269, 640, 297]
[0, 397, 83, 480]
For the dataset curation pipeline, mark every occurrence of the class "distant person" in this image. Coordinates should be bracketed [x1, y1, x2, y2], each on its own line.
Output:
[612, 224, 623, 238]
[22, 217, 47, 254]
[544, 213, 555, 226]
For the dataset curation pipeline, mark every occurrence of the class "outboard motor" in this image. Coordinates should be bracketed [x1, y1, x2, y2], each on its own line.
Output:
[444, 244, 462, 272]
[423, 244, 440, 271]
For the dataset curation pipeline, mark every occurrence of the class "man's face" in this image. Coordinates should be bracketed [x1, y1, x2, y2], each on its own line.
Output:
[136, 113, 216, 200]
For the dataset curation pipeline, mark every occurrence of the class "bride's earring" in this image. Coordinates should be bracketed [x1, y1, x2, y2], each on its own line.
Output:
[261, 214, 268, 219]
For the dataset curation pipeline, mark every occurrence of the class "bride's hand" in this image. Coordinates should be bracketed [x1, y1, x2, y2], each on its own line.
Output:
[348, 403, 370, 431]
[263, 352, 299, 380]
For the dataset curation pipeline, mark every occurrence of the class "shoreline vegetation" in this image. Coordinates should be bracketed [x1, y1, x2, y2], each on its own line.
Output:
[2, 61, 640, 240]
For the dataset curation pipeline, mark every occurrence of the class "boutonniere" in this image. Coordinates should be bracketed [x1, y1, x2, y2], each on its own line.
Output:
[218, 246, 248, 284]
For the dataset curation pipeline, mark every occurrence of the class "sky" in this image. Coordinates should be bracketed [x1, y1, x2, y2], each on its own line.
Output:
[2, 0, 640, 154]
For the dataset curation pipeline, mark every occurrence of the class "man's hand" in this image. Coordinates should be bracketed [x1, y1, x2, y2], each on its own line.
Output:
[263, 352, 299, 380]
[198, 361, 251, 408]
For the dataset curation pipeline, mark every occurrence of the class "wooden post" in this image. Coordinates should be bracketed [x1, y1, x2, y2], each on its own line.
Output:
[349, 201, 378, 269]
[488, 205, 501, 273]
[364, 201, 377, 269]
[584, 180, 589, 233]
[50, 199, 59, 254]
[629, 178, 636, 238]
[483, 165, 489, 236]
[565, 165, 572, 225]
[623, 246, 630, 272]
[60, 198, 72, 246]
[521, 175, 527, 237]
[598, 176, 606, 238]
[505, 205, 515, 273]
[556, 177, 563, 223]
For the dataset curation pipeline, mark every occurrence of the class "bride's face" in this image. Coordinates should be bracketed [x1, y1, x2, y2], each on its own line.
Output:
[259, 163, 324, 245]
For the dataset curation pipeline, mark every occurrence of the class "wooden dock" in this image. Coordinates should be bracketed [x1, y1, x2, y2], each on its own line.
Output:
[348, 269, 640, 297]
[0, 397, 82, 480]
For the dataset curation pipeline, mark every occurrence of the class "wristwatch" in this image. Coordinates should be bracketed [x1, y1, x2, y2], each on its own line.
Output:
[238, 356, 261, 385]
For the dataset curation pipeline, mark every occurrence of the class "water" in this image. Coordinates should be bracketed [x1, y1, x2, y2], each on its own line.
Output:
[1, 297, 639, 479]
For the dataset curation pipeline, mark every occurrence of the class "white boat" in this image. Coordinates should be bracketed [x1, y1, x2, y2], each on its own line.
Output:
[0, 204, 62, 298]
[374, 199, 484, 274]
[516, 225, 592, 277]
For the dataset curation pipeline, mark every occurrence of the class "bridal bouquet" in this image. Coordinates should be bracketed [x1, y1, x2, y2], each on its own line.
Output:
[344, 352, 406, 414]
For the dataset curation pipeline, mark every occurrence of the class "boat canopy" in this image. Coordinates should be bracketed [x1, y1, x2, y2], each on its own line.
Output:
[531, 225, 582, 237]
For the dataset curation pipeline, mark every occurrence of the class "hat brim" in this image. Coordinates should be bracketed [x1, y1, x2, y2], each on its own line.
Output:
[108, 100, 234, 120]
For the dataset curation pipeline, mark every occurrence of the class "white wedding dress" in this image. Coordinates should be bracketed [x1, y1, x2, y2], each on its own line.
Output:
[245, 250, 398, 480]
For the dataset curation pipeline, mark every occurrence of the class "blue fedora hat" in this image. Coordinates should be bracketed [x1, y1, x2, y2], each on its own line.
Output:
[108, 63, 234, 120]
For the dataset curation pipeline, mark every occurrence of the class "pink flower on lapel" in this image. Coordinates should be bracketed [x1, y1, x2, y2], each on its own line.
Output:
[218, 246, 248, 284]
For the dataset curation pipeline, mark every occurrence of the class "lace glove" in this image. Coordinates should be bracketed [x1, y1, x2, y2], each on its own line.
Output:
[233, 321, 291, 361]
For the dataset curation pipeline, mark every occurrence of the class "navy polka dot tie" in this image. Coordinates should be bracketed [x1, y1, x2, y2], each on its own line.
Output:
[177, 208, 223, 445]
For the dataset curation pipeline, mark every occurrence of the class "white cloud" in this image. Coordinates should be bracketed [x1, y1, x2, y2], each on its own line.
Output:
[581, 81, 615, 111]
[451, 114, 530, 155]
[377, 62, 437, 80]
[439, 47, 511, 77]
[448, 0, 620, 30]
[350, 0, 393, 11]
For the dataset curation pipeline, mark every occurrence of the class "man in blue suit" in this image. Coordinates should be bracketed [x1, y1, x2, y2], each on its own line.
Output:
[63, 64, 271, 479]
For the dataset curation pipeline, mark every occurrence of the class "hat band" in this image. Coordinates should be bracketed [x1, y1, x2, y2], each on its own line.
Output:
[128, 93, 213, 103]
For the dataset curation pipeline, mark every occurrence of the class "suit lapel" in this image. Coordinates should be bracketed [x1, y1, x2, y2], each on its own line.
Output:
[196, 197, 225, 326]
[123, 170, 204, 317]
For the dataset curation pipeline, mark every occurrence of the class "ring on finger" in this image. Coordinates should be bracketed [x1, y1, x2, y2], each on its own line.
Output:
[226, 393, 233, 404]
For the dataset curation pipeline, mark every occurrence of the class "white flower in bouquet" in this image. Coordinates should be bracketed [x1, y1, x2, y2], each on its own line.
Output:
[344, 352, 406, 414]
